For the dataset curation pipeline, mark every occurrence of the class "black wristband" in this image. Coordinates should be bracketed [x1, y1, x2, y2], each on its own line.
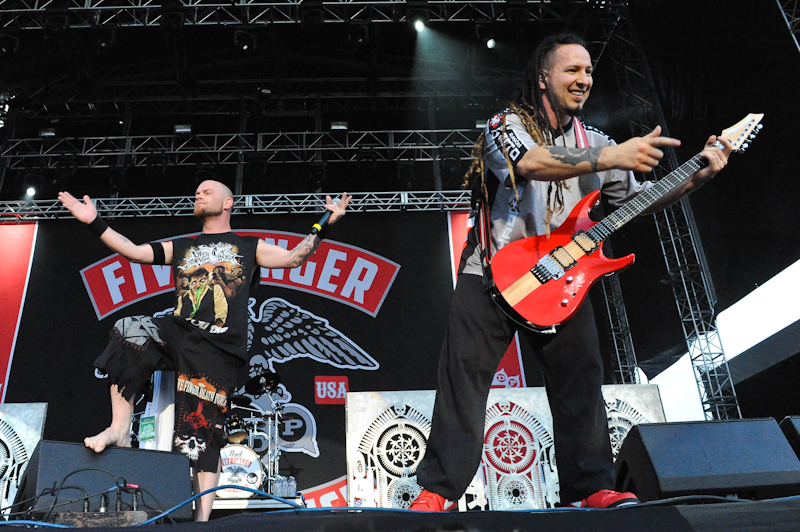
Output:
[88, 215, 109, 237]
[149, 242, 166, 265]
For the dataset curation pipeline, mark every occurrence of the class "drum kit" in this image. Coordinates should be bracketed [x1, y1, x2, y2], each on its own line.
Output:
[217, 371, 293, 499]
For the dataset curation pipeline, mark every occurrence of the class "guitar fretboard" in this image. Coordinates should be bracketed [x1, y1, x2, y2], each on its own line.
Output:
[585, 149, 714, 243]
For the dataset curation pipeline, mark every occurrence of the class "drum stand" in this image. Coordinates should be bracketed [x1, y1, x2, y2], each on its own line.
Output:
[251, 395, 283, 495]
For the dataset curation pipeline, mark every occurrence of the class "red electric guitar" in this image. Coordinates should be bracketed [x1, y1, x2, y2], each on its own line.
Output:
[489, 113, 764, 332]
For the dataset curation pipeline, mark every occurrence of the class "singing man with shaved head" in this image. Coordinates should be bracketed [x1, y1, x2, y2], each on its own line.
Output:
[59, 181, 351, 521]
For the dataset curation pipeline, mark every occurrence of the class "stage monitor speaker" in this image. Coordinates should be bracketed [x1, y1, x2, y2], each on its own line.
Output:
[779, 416, 800, 460]
[14, 440, 193, 521]
[614, 419, 800, 502]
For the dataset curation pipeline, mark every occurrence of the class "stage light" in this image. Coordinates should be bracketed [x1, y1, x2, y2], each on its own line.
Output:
[348, 23, 369, 48]
[475, 119, 487, 129]
[307, 162, 327, 191]
[408, 9, 429, 32]
[39, 127, 56, 137]
[23, 174, 43, 199]
[475, 24, 495, 50]
[330, 121, 348, 131]
[0, 34, 19, 57]
[234, 29, 256, 53]
[174, 124, 192, 134]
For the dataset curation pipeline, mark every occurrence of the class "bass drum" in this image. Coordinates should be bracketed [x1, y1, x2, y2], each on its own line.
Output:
[217, 445, 263, 499]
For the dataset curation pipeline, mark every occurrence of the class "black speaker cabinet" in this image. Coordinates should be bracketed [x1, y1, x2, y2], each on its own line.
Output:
[779, 417, 800, 460]
[614, 419, 800, 502]
[14, 440, 193, 521]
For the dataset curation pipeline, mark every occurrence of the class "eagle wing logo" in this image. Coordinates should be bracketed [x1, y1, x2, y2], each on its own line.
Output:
[247, 297, 379, 371]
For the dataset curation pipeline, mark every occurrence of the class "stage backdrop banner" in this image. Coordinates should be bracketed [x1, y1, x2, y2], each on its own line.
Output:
[0, 223, 38, 403]
[2, 211, 474, 503]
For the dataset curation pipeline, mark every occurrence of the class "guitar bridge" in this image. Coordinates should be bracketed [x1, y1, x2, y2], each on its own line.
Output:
[531, 247, 575, 283]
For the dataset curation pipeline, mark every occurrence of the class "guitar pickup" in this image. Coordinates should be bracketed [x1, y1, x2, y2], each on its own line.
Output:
[572, 231, 598, 254]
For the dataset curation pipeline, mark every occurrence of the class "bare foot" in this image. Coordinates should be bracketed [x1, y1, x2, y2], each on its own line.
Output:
[84, 427, 130, 453]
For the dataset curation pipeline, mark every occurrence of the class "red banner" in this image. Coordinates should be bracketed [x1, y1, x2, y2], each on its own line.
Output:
[0, 223, 38, 403]
[80, 230, 400, 320]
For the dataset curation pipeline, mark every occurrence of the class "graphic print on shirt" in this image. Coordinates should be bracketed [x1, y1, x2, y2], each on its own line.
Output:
[174, 373, 228, 462]
[173, 242, 247, 334]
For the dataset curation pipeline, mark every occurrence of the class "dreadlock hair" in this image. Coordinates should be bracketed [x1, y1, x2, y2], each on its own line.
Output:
[464, 32, 589, 234]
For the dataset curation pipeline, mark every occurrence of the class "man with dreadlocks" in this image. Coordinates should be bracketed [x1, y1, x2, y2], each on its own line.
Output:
[409, 33, 731, 511]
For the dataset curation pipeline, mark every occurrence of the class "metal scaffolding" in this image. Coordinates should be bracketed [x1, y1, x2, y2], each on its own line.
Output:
[0, 0, 603, 29]
[1, 129, 479, 169]
[601, 3, 740, 419]
[0, 190, 471, 221]
[0, 0, 744, 408]
[777, 0, 800, 54]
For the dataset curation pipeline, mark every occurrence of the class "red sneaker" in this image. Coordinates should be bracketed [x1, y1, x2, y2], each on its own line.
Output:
[572, 489, 639, 509]
[408, 489, 448, 512]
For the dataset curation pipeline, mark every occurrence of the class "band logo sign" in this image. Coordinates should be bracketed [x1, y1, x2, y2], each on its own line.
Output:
[80, 230, 400, 320]
[314, 376, 349, 405]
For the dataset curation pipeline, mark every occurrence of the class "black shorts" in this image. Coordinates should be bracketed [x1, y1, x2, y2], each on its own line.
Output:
[95, 315, 243, 472]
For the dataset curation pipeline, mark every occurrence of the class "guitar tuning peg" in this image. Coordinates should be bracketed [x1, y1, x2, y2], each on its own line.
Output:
[741, 143, 749, 150]
[749, 134, 756, 139]
[756, 124, 763, 130]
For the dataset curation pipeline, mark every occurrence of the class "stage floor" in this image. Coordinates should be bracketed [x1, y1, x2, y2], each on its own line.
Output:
[117, 496, 800, 532]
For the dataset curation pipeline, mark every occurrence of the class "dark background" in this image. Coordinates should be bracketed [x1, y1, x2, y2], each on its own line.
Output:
[2, 0, 800, 482]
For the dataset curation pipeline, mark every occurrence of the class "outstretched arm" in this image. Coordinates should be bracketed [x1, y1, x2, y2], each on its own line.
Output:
[256, 192, 351, 269]
[58, 191, 173, 264]
[515, 125, 681, 182]
[642, 134, 732, 214]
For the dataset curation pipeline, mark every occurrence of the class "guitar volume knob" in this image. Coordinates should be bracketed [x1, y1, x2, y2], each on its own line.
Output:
[561, 299, 569, 307]
[566, 276, 574, 284]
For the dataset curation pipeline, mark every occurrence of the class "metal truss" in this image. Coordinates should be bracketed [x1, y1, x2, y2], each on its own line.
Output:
[601, 274, 639, 385]
[1, 129, 479, 169]
[777, 0, 800, 54]
[603, 3, 740, 419]
[0, 0, 606, 30]
[0, 189, 471, 221]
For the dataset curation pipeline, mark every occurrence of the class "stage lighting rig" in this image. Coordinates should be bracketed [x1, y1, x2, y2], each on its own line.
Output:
[407, 9, 429, 32]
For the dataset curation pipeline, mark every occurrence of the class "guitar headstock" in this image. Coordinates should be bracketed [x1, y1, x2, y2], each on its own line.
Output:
[719, 113, 764, 153]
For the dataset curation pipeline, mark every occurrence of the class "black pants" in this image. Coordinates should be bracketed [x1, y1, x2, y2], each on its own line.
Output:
[415, 273, 614, 503]
[95, 315, 242, 472]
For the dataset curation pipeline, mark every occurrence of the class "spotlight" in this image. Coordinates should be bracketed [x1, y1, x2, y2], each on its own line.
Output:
[234, 29, 256, 53]
[23, 174, 43, 199]
[396, 161, 415, 190]
[95, 28, 118, 54]
[174, 124, 192, 134]
[408, 9, 429, 32]
[0, 34, 19, 57]
[347, 22, 369, 48]
[475, 24, 495, 49]
[330, 121, 348, 131]
[300, 8, 324, 28]
[307, 162, 327, 191]
[39, 127, 56, 137]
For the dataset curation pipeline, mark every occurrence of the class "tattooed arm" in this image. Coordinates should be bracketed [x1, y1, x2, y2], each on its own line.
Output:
[58, 191, 173, 264]
[515, 125, 681, 181]
[256, 192, 352, 269]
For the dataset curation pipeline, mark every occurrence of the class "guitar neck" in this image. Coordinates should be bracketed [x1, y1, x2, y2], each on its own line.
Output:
[586, 152, 708, 242]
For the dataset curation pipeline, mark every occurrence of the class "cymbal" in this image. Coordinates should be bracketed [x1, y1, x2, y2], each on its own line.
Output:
[244, 371, 281, 395]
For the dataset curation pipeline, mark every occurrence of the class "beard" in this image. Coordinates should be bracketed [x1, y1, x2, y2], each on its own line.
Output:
[194, 203, 224, 220]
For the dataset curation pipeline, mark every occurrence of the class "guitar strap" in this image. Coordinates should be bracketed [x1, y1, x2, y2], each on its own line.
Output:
[476, 116, 589, 333]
